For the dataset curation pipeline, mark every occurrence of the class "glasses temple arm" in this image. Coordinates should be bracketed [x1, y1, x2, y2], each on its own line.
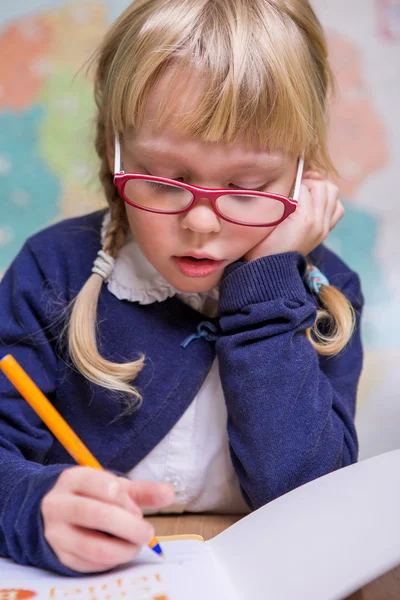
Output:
[114, 135, 122, 175]
[293, 155, 305, 201]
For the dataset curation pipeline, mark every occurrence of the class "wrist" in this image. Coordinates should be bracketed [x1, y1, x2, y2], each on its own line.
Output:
[245, 244, 308, 262]
[220, 252, 308, 313]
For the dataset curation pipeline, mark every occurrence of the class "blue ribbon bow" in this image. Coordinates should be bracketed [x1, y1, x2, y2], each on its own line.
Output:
[181, 321, 220, 349]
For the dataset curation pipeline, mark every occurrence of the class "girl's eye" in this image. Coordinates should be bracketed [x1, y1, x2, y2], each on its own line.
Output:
[149, 181, 166, 191]
[230, 184, 268, 192]
[146, 170, 184, 183]
[148, 181, 184, 193]
[146, 180, 187, 195]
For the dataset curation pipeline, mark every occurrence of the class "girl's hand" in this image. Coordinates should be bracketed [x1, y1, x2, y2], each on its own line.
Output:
[41, 467, 175, 573]
[245, 173, 344, 261]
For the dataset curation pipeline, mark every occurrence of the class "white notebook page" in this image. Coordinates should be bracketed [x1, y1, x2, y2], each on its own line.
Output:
[0, 539, 235, 599]
[207, 449, 400, 600]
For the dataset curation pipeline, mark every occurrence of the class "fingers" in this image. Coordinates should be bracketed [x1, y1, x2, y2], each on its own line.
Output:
[128, 480, 176, 508]
[329, 199, 345, 231]
[45, 493, 154, 545]
[50, 525, 143, 574]
[324, 181, 341, 233]
[41, 468, 175, 574]
[57, 468, 175, 511]
[56, 468, 141, 515]
[301, 178, 342, 239]
[301, 179, 327, 226]
[302, 170, 326, 181]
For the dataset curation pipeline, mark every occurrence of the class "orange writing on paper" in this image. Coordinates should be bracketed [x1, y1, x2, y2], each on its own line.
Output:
[0, 591, 37, 600]
[49, 573, 168, 599]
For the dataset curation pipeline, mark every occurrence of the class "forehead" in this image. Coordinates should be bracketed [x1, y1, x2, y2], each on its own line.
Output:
[125, 129, 287, 173]
[123, 71, 289, 170]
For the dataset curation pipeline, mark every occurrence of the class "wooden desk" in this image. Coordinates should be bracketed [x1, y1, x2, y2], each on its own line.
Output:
[147, 514, 400, 600]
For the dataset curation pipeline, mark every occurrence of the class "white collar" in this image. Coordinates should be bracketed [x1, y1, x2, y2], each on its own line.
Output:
[101, 212, 219, 317]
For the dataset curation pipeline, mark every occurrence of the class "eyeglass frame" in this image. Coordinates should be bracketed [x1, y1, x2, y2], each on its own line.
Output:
[113, 136, 304, 228]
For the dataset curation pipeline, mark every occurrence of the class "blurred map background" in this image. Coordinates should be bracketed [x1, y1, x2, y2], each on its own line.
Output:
[0, 0, 399, 459]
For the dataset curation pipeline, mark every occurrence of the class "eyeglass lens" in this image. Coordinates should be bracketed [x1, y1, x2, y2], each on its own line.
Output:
[124, 179, 285, 225]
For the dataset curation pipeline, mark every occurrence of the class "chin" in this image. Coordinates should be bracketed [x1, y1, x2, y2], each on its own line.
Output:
[169, 274, 222, 294]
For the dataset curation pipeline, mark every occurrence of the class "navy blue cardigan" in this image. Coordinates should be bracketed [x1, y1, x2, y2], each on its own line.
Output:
[0, 211, 363, 575]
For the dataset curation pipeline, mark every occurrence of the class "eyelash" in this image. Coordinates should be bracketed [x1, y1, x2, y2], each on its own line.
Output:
[231, 184, 267, 192]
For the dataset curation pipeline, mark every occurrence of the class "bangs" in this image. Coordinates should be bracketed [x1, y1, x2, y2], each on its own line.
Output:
[99, 0, 333, 168]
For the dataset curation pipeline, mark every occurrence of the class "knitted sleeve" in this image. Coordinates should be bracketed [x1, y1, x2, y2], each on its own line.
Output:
[0, 243, 78, 575]
[217, 250, 363, 510]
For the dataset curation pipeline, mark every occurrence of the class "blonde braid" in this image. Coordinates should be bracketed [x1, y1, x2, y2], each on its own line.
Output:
[67, 113, 144, 411]
[305, 260, 356, 356]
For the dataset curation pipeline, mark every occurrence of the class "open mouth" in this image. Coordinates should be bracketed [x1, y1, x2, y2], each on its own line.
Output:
[182, 256, 214, 263]
[174, 256, 224, 277]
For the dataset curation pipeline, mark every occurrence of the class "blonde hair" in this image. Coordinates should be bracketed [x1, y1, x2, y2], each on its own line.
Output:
[69, 0, 355, 407]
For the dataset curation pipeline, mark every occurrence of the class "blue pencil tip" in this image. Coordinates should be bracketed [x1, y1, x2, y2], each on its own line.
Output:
[151, 543, 165, 559]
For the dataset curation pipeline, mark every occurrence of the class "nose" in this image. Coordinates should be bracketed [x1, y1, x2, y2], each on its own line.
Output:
[180, 197, 222, 234]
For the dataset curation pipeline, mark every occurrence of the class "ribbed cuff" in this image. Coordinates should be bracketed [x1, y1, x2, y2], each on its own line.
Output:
[219, 252, 308, 313]
[16, 465, 79, 576]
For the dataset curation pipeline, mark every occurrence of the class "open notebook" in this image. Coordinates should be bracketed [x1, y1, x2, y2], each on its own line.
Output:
[1, 449, 400, 600]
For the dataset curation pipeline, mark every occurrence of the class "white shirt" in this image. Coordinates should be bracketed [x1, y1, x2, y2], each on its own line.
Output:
[102, 215, 249, 514]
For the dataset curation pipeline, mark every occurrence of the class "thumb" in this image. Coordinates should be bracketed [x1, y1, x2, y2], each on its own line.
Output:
[128, 480, 175, 508]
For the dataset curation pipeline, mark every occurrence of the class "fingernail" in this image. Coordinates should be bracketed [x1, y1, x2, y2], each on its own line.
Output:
[109, 481, 120, 499]
[160, 483, 175, 501]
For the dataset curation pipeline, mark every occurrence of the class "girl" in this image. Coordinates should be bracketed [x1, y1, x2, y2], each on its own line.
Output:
[0, 0, 363, 576]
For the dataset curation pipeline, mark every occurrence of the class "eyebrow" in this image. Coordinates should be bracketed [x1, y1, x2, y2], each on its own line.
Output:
[129, 141, 285, 173]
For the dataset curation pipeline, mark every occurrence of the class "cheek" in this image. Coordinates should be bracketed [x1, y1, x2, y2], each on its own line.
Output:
[230, 226, 275, 255]
[126, 207, 173, 244]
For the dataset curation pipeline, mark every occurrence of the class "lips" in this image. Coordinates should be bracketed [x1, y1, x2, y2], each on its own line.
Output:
[173, 255, 225, 277]
[178, 253, 220, 261]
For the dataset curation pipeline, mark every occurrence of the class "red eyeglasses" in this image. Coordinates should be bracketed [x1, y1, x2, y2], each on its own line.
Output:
[113, 136, 304, 227]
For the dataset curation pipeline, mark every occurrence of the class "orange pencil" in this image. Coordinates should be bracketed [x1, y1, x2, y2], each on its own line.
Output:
[0, 354, 164, 559]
